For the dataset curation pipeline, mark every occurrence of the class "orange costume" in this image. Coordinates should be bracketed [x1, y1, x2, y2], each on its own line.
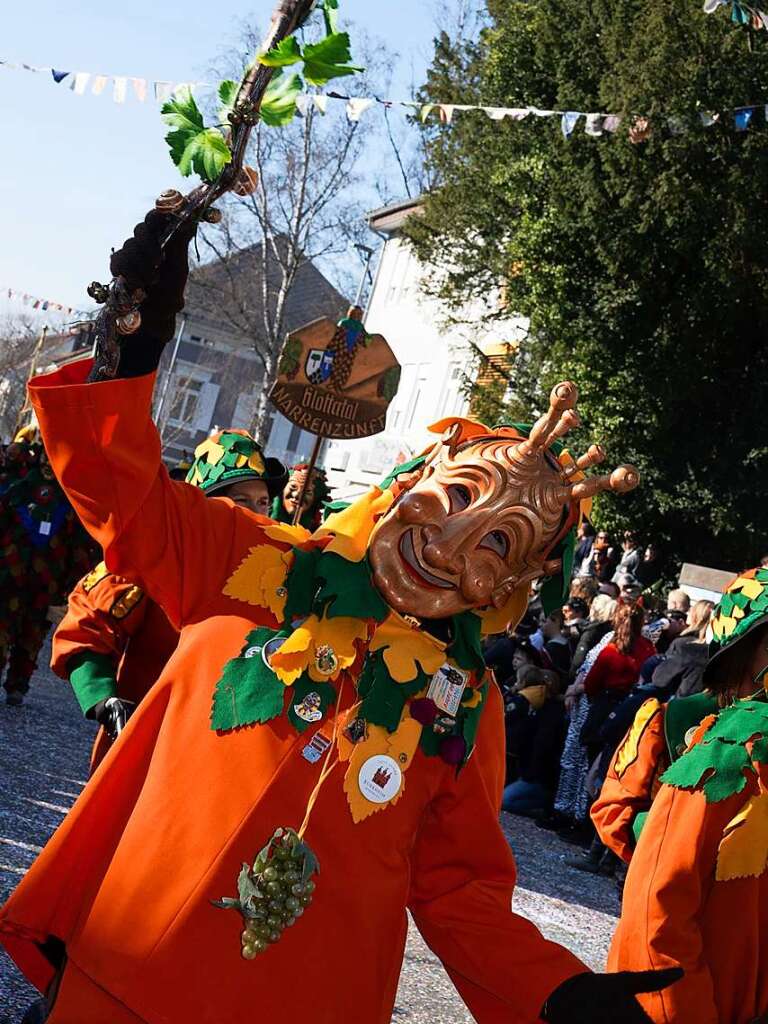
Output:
[609, 569, 768, 1022]
[0, 361, 589, 1024]
[591, 691, 717, 863]
[51, 565, 179, 771]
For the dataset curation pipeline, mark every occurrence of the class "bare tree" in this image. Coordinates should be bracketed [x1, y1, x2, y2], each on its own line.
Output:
[0, 315, 49, 440]
[188, 24, 396, 444]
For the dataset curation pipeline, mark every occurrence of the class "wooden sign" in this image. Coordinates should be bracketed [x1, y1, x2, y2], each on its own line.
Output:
[269, 307, 401, 440]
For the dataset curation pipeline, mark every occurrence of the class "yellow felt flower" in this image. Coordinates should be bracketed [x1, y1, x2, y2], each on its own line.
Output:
[222, 544, 293, 618]
[369, 613, 445, 683]
[263, 521, 312, 547]
[315, 487, 395, 563]
[270, 613, 367, 685]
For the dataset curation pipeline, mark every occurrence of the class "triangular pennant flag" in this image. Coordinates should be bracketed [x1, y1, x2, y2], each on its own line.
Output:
[506, 108, 530, 121]
[345, 97, 374, 122]
[530, 107, 555, 117]
[584, 113, 604, 136]
[313, 94, 328, 114]
[602, 114, 621, 132]
[70, 71, 91, 96]
[483, 107, 509, 120]
[92, 75, 109, 96]
[295, 93, 311, 116]
[51, 69, 70, 84]
[735, 107, 754, 131]
[561, 111, 581, 138]
[438, 104, 455, 123]
[419, 103, 434, 122]
[112, 76, 128, 104]
[154, 81, 173, 103]
[131, 78, 148, 102]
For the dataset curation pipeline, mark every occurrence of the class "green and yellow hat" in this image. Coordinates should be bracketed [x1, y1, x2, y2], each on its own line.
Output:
[704, 566, 768, 683]
[186, 429, 287, 499]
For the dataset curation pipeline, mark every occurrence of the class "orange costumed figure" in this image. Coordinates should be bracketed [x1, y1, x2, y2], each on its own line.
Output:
[610, 568, 768, 1022]
[0, 204, 679, 1024]
[51, 433, 286, 772]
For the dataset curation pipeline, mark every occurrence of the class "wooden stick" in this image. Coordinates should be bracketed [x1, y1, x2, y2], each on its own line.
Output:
[292, 433, 324, 527]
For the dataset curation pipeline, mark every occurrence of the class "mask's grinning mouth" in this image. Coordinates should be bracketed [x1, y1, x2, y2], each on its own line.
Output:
[399, 529, 454, 590]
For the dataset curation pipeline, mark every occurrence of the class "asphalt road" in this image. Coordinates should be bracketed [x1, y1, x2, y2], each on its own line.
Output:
[0, 641, 619, 1023]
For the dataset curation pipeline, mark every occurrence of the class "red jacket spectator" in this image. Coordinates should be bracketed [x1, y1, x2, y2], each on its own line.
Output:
[584, 603, 655, 698]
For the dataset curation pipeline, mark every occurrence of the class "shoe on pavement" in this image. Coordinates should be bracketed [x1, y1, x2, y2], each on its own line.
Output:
[5, 691, 24, 707]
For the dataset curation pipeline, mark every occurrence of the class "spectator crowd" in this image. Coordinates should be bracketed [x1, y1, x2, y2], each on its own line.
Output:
[484, 520, 716, 889]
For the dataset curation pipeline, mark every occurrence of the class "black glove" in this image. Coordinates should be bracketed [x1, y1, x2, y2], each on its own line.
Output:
[91, 697, 137, 742]
[105, 204, 198, 378]
[540, 968, 683, 1023]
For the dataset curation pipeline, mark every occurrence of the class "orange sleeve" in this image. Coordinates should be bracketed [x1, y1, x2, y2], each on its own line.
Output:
[609, 778, 751, 1023]
[591, 699, 666, 863]
[28, 359, 265, 630]
[408, 684, 586, 1022]
[51, 565, 149, 679]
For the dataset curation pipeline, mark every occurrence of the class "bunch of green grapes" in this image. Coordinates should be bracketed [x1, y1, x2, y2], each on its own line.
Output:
[214, 827, 318, 960]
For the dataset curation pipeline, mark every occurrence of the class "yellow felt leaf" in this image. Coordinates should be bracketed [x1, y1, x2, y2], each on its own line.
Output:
[712, 614, 736, 641]
[197, 439, 226, 466]
[369, 614, 445, 682]
[461, 688, 483, 710]
[716, 791, 768, 882]
[222, 544, 291, 618]
[735, 576, 763, 600]
[732, 605, 745, 620]
[270, 617, 315, 685]
[316, 487, 395, 562]
[387, 713, 422, 771]
[263, 521, 312, 546]
[248, 450, 266, 474]
[476, 583, 530, 636]
[343, 724, 395, 823]
[614, 699, 662, 779]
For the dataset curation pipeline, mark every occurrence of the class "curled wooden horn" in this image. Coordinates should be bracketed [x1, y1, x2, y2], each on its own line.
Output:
[517, 381, 579, 457]
[440, 421, 465, 460]
[570, 464, 640, 500]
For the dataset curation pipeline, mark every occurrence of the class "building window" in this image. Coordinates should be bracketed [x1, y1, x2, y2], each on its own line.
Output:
[168, 378, 203, 425]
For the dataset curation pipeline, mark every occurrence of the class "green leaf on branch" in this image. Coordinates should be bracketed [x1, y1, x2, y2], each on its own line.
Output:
[218, 79, 238, 125]
[302, 32, 364, 86]
[320, 0, 339, 34]
[259, 36, 304, 67]
[161, 87, 232, 183]
[261, 69, 303, 127]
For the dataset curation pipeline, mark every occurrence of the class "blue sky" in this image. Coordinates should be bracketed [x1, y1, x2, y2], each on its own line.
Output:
[0, 0, 436, 320]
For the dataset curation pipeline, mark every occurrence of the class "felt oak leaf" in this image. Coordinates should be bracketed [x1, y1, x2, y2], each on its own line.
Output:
[222, 544, 293, 619]
[315, 486, 394, 562]
[315, 552, 388, 621]
[210, 627, 288, 731]
[475, 583, 530, 636]
[343, 723, 394, 823]
[263, 522, 312, 547]
[369, 614, 446, 683]
[716, 790, 768, 881]
[461, 687, 483, 710]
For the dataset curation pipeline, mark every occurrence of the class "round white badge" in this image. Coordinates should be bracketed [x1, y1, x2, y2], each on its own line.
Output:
[262, 635, 287, 669]
[358, 755, 402, 804]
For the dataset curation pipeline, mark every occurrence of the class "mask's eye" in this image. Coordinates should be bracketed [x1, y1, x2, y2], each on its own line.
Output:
[481, 529, 509, 559]
[447, 484, 472, 513]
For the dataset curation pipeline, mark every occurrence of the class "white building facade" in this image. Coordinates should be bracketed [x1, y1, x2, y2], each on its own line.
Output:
[322, 198, 526, 498]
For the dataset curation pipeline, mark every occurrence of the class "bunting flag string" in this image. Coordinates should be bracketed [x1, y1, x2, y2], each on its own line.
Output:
[4, 286, 90, 318]
[2, 55, 768, 141]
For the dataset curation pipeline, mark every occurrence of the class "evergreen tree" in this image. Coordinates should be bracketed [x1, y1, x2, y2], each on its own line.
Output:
[407, 1, 768, 571]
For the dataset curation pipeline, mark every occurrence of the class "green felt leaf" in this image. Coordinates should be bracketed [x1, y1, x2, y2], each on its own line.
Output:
[316, 552, 389, 621]
[661, 737, 754, 802]
[260, 69, 302, 127]
[259, 36, 304, 67]
[210, 627, 287, 731]
[360, 668, 407, 732]
[461, 682, 488, 754]
[708, 700, 768, 745]
[302, 32, 364, 86]
[287, 676, 337, 733]
[751, 736, 768, 764]
[449, 612, 485, 673]
[283, 547, 321, 623]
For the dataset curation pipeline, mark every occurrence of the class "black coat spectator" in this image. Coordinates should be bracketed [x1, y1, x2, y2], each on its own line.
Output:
[651, 599, 714, 697]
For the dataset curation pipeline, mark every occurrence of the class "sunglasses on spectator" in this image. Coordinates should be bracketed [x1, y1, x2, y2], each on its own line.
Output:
[667, 610, 687, 622]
